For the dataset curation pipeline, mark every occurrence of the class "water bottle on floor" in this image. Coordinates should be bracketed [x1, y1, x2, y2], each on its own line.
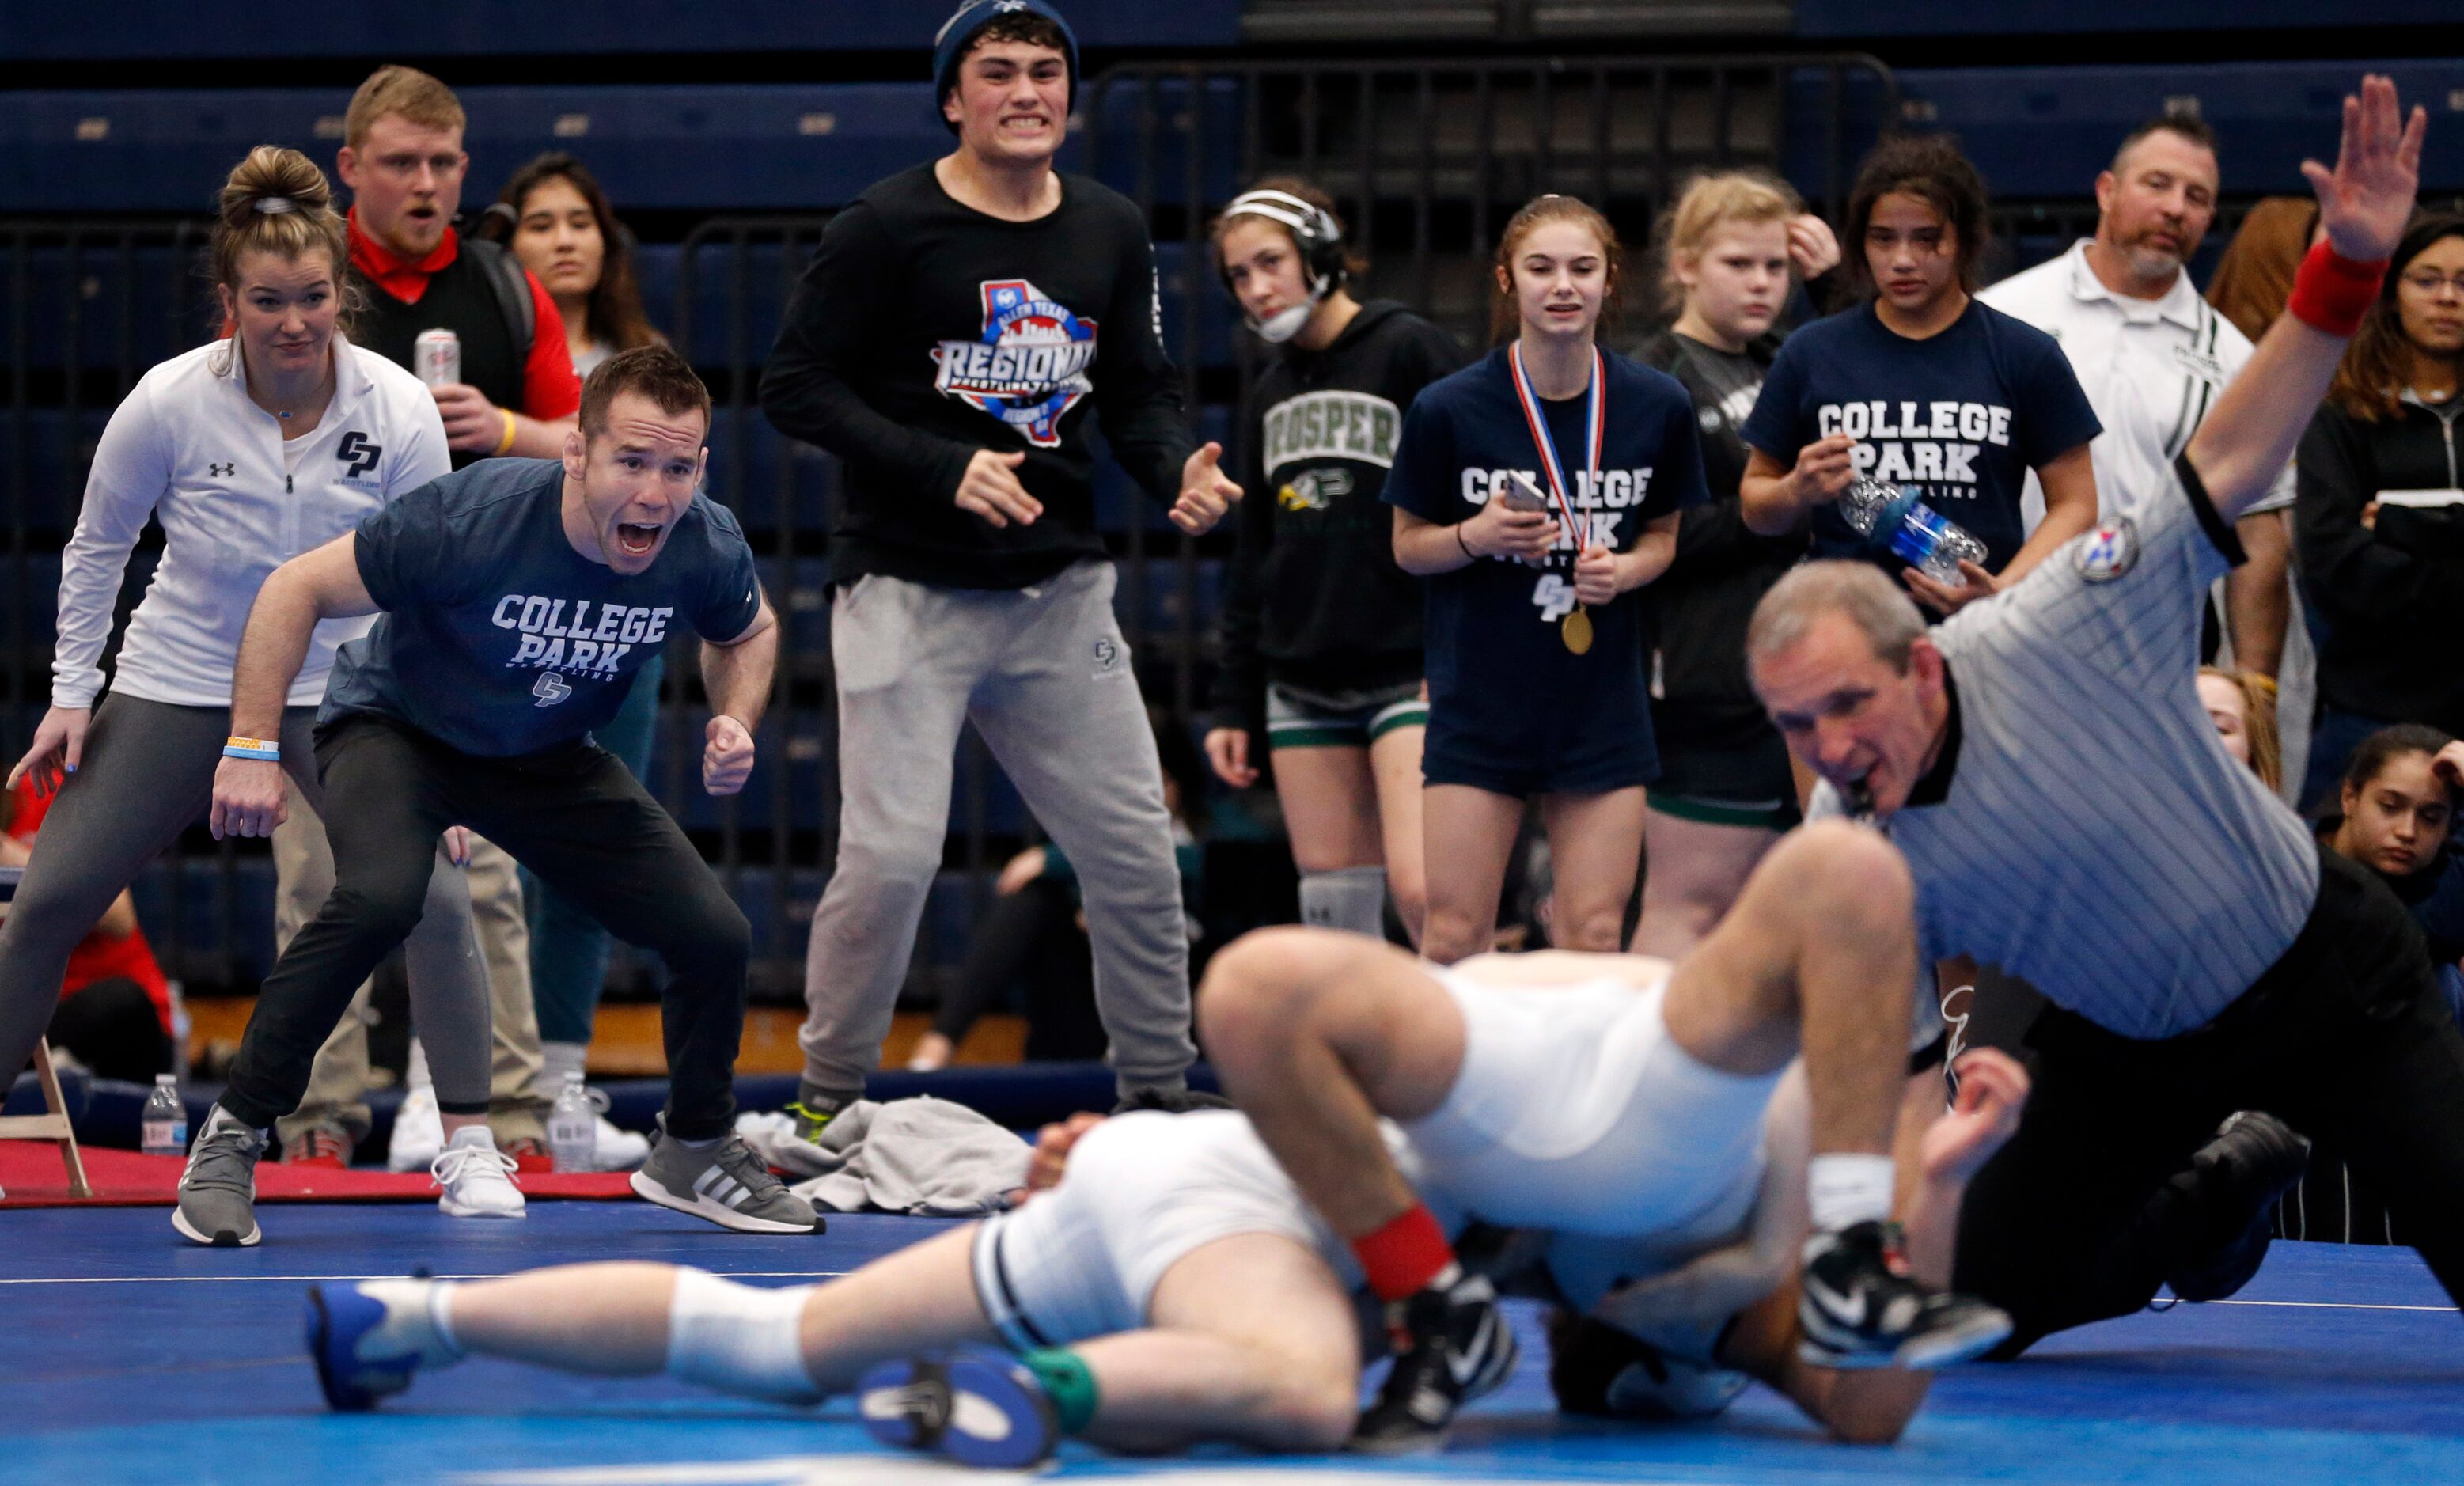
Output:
[549, 1072, 597, 1173]
[141, 1074, 188, 1158]
[1839, 476, 1988, 586]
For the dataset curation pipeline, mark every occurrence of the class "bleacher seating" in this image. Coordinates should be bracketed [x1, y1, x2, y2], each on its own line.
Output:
[0, 2, 1240, 62]
[0, 86, 1003, 215]
[1896, 61, 2464, 200]
[1796, 0, 2452, 36]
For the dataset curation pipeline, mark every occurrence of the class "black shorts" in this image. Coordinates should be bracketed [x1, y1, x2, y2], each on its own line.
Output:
[1423, 711, 1658, 799]
[1646, 698, 1800, 830]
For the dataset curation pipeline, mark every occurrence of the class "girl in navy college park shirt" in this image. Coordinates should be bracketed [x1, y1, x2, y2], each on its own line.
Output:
[1738, 134, 2102, 617]
[1385, 195, 1707, 964]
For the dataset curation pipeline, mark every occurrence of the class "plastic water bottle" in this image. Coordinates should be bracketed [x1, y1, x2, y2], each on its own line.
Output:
[1838, 476, 1988, 586]
[141, 1074, 188, 1158]
[548, 1072, 597, 1173]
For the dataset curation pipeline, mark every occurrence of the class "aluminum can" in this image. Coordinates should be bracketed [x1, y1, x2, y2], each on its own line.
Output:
[414, 328, 461, 389]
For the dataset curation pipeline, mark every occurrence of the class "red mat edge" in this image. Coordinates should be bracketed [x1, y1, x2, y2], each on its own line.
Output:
[0, 1140, 636, 1207]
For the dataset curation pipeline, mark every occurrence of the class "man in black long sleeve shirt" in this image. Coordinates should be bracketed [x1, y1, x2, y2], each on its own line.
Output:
[760, 0, 1239, 1125]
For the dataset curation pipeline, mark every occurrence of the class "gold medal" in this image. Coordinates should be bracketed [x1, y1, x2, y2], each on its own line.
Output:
[1561, 606, 1593, 654]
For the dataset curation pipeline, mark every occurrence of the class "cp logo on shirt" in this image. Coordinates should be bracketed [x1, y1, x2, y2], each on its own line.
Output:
[533, 672, 573, 707]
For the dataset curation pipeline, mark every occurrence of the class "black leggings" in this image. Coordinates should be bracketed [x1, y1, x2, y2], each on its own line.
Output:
[1955, 848, 2464, 1352]
[220, 715, 753, 1140]
[931, 878, 1105, 1062]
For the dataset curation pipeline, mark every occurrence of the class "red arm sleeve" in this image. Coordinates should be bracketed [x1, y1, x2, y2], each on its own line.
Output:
[520, 270, 582, 421]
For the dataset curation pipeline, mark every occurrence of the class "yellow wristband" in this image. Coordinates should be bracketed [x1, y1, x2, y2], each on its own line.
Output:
[225, 736, 279, 752]
[494, 407, 518, 457]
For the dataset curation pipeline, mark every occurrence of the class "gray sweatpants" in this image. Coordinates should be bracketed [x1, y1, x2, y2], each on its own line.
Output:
[799, 562, 1197, 1102]
[0, 696, 491, 1113]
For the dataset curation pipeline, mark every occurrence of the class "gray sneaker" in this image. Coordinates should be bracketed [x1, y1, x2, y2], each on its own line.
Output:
[173, 1104, 267, 1247]
[630, 1131, 824, 1234]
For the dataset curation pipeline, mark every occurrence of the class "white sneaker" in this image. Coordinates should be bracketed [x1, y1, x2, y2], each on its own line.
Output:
[595, 1113, 651, 1172]
[387, 1084, 444, 1173]
[431, 1128, 525, 1219]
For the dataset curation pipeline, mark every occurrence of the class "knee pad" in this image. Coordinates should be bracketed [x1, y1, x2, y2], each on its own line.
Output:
[1298, 867, 1388, 938]
[666, 1269, 821, 1403]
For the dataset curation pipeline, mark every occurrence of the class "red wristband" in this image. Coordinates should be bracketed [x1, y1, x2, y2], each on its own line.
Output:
[2285, 239, 2388, 339]
[1351, 1203, 1457, 1302]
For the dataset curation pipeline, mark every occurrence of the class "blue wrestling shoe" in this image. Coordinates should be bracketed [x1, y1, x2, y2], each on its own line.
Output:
[305, 1279, 460, 1410]
[858, 1351, 1060, 1469]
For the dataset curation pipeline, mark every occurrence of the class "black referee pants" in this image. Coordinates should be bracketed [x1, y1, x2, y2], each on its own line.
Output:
[221, 715, 752, 1141]
[1954, 847, 2464, 1353]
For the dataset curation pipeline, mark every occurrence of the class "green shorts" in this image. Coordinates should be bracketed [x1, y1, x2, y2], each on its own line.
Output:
[1265, 681, 1428, 751]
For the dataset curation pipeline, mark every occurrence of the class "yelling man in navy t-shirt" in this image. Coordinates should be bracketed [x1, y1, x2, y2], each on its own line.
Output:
[1739, 135, 2102, 618]
[180, 346, 822, 1245]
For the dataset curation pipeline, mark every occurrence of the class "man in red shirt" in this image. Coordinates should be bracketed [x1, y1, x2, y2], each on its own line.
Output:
[335, 66, 581, 461]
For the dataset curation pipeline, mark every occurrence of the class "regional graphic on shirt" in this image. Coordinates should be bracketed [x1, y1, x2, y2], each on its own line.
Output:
[1384, 346, 1707, 757]
[1740, 301, 2102, 578]
[931, 278, 1099, 447]
[321, 457, 761, 757]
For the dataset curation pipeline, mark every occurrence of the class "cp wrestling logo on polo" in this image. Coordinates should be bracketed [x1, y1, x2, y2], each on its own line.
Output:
[934, 279, 1097, 447]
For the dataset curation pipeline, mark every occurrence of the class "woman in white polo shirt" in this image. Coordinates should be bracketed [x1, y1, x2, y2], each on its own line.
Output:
[0, 147, 514, 1230]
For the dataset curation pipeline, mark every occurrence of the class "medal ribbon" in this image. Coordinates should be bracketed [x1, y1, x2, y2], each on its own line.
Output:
[1507, 341, 1603, 555]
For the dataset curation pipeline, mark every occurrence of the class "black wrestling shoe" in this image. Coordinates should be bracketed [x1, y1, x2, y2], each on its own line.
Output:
[1350, 1272, 1518, 1453]
[2167, 1111, 2310, 1303]
[1798, 1220, 2011, 1370]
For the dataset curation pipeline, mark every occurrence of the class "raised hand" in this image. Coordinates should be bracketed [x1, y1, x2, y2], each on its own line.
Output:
[1173, 441, 1242, 535]
[2303, 74, 2427, 265]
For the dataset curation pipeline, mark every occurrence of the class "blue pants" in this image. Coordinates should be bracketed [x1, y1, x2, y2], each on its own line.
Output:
[523, 650, 664, 1045]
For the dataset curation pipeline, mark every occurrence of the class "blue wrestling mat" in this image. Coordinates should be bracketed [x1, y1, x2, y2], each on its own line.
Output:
[2, 1201, 2457, 1484]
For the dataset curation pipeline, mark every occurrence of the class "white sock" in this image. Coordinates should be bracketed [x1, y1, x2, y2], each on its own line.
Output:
[405, 1037, 433, 1093]
[355, 1278, 464, 1366]
[1299, 866, 1389, 938]
[1807, 1153, 1895, 1233]
[540, 1041, 589, 1090]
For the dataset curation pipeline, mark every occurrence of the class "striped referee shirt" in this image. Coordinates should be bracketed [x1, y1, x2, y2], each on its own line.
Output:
[1981, 240, 2296, 524]
[1809, 456, 2321, 1040]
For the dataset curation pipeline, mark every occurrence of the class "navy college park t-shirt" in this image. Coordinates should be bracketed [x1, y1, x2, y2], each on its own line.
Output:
[322, 457, 761, 757]
[1383, 345, 1707, 773]
[1739, 300, 2101, 578]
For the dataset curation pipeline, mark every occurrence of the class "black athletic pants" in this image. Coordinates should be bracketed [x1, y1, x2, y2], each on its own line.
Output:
[222, 715, 751, 1140]
[1955, 847, 2464, 1353]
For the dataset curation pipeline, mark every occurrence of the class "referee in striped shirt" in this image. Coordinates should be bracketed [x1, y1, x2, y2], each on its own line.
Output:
[1744, 78, 2460, 1353]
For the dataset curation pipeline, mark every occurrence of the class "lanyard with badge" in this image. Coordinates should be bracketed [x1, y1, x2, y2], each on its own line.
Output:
[1507, 342, 1602, 655]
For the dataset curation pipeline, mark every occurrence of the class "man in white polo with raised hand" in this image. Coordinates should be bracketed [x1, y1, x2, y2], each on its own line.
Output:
[1981, 111, 2309, 789]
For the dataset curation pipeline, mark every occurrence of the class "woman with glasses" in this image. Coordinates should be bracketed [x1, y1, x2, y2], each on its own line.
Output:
[2294, 213, 2464, 808]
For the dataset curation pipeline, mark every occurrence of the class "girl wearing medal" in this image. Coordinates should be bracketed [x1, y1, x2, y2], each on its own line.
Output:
[1384, 195, 1708, 965]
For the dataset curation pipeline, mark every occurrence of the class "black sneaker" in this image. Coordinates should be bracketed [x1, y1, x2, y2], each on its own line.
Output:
[1109, 1086, 1234, 1115]
[2167, 1111, 2310, 1302]
[1798, 1220, 2011, 1370]
[1350, 1272, 1518, 1453]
